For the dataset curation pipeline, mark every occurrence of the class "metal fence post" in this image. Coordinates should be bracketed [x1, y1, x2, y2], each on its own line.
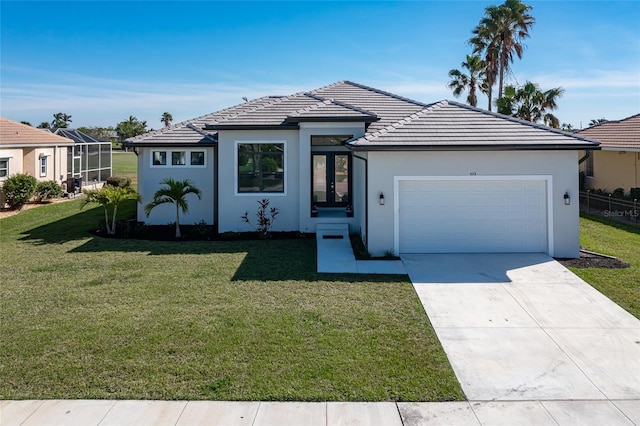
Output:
[608, 194, 612, 212]
[587, 190, 590, 213]
[635, 199, 638, 225]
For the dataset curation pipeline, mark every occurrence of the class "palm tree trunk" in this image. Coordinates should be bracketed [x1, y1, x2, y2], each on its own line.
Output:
[175, 206, 181, 238]
[111, 205, 118, 235]
[104, 207, 111, 235]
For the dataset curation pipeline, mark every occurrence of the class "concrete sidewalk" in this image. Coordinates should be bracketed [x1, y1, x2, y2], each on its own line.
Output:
[3, 399, 639, 425]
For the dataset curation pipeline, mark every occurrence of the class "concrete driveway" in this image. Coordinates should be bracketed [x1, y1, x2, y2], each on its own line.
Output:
[402, 253, 640, 403]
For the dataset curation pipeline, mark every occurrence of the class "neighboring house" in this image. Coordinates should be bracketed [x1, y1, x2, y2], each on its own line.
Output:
[50, 128, 113, 184]
[576, 114, 640, 194]
[125, 81, 600, 258]
[0, 117, 74, 204]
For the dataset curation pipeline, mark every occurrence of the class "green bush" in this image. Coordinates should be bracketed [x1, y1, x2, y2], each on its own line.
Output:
[105, 176, 131, 188]
[2, 174, 37, 209]
[34, 180, 63, 203]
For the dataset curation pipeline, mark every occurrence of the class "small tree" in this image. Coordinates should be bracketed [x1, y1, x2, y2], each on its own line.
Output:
[241, 199, 280, 237]
[2, 174, 37, 209]
[34, 180, 63, 203]
[81, 186, 139, 235]
[144, 178, 202, 238]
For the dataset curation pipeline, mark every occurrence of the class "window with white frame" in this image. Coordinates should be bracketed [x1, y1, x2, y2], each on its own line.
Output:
[151, 150, 206, 167]
[0, 158, 9, 178]
[237, 142, 285, 193]
[40, 156, 48, 177]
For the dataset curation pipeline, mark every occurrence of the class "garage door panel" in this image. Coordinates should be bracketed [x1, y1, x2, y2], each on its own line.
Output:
[399, 179, 547, 254]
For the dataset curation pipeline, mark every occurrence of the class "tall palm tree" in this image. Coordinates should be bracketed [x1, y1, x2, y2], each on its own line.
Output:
[497, 81, 564, 128]
[144, 178, 202, 238]
[51, 112, 72, 128]
[448, 55, 487, 108]
[160, 112, 173, 128]
[470, 0, 535, 102]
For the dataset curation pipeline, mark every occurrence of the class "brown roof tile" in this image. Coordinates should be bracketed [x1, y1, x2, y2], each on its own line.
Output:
[576, 114, 640, 150]
[0, 117, 74, 146]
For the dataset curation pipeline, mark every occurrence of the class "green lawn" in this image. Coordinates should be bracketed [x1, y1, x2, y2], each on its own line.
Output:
[570, 213, 640, 319]
[111, 151, 138, 184]
[0, 200, 463, 401]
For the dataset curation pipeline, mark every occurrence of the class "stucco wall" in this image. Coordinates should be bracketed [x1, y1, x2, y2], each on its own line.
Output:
[0, 148, 24, 177]
[365, 150, 580, 258]
[586, 150, 639, 193]
[217, 130, 299, 232]
[137, 147, 215, 225]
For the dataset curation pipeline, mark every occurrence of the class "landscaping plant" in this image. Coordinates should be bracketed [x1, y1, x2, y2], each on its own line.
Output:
[144, 178, 202, 238]
[34, 180, 63, 203]
[1, 173, 37, 209]
[81, 185, 139, 235]
[241, 198, 279, 238]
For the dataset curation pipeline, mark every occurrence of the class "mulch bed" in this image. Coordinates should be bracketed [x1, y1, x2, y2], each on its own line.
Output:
[557, 250, 629, 269]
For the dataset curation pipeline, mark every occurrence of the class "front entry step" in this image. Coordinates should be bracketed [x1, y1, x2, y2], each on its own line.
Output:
[316, 223, 349, 240]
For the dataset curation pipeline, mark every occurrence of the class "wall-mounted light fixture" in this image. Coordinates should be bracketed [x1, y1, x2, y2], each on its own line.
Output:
[564, 192, 570, 205]
[379, 192, 385, 205]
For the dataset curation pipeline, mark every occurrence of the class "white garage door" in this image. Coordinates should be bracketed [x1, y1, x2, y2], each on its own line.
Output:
[398, 179, 548, 253]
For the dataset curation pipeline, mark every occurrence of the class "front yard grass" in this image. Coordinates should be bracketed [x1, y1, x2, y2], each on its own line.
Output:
[0, 199, 463, 401]
[570, 213, 640, 319]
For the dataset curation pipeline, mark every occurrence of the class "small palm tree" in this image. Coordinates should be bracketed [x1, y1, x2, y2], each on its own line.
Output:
[144, 178, 202, 238]
[160, 112, 173, 128]
[448, 54, 487, 108]
[81, 186, 139, 235]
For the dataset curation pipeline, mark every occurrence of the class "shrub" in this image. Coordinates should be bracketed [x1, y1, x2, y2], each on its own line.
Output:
[105, 176, 131, 188]
[34, 180, 63, 203]
[2, 174, 37, 209]
[241, 198, 279, 237]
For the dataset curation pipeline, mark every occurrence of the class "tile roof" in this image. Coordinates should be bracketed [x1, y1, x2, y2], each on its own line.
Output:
[125, 81, 600, 150]
[575, 114, 640, 150]
[0, 117, 74, 146]
[52, 128, 102, 144]
[348, 100, 601, 150]
[125, 96, 277, 145]
[286, 98, 378, 123]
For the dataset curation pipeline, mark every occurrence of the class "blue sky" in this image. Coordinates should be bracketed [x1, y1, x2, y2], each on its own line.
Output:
[1, 1, 639, 130]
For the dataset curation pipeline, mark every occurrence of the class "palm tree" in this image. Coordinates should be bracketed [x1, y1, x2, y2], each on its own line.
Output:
[448, 55, 487, 108]
[497, 81, 564, 128]
[51, 112, 72, 128]
[160, 112, 173, 128]
[81, 186, 139, 235]
[144, 178, 202, 238]
[470, 0, 535, 102]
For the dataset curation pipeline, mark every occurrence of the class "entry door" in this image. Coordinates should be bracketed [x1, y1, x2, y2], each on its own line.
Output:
[312, 153, 351, 207]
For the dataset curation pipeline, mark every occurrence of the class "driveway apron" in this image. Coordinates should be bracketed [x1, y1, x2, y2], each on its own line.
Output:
[402, 253, 640, 402]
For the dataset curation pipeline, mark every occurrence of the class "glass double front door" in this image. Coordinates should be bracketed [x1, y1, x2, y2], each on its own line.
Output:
[312, 153, 351, 207]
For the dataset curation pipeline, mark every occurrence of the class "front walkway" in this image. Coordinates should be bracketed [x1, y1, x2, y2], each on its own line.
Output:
[315, 224, 406, 274]
[403, 253, 640, 405]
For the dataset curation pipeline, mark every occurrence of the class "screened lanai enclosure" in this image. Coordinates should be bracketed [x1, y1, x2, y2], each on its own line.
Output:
[53, 129, 112, 188]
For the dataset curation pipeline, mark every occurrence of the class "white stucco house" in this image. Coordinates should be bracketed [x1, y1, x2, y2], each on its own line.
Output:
[125, 81, 600, 258]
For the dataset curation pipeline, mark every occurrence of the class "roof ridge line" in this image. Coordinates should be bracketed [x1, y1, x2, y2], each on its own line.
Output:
[444, 100, 602, 144]
[361, 101, 446, 141]
[340, 81, 431, 108]
[210, 91, 311, 125]
[289, 94, 378, 118]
